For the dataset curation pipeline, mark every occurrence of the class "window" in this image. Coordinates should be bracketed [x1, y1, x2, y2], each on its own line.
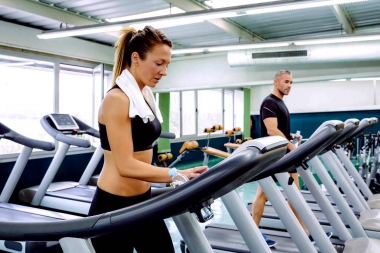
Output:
[169, 92, 180, 138]
[0, 60, 54, 154]
[198, 89, 223, 135]
[224, 90, 234, 131]
[182, 91, 196, 135]
[59, 64, 94, 146]
[234, 90, 244, 132]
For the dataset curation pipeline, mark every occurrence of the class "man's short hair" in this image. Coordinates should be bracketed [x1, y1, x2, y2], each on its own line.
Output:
[274, 70, 292, 79]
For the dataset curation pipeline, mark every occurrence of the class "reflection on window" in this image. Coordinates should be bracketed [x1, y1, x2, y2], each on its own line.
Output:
[182, 91, 196, 135]
[169, 92, 180, 138]
[59, 65, 93, 146]
[198, 90, 223, 135]
[234, 90, 244, 132]
[224, 90, 234, 131]
[0, 63, 54, 154]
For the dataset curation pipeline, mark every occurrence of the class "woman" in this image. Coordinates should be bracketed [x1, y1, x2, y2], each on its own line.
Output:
[88, 26, 208, 252]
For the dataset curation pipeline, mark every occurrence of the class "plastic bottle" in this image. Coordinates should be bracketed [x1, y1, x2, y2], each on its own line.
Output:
[292, 130, 301, 148]
[171, 173, 189, 188]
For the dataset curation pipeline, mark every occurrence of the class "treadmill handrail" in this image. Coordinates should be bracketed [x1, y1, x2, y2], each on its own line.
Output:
[339, 118, 371, 145]
[159, 132, 176, 139]
[334, 119, 359, 146]
[0, 137, 287, 241]
[254, 123, 343, 181]
[40, 115, 91, 148]
[0, 122, 55, 151]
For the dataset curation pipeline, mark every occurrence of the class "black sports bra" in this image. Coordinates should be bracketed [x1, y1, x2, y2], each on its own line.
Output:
[99, 85, 162, 152]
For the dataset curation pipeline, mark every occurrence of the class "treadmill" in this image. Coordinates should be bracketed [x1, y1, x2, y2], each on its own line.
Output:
[185, 120, 348, 253]
[255, 119, 380, 240]
[18, 114, 102, 215]
[19, 114, 177, 215]
[0, 121, 80, 253]
[290, 117, 378, 207]
[0, 136, 289, 253]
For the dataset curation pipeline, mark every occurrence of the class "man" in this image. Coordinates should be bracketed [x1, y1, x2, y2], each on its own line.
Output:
[252, 70, 332, 247]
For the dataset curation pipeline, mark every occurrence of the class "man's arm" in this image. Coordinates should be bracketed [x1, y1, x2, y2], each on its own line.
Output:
[263, 117, 297, 151]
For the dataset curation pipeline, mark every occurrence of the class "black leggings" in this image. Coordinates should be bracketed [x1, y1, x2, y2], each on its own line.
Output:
[88, 187, 175, 253]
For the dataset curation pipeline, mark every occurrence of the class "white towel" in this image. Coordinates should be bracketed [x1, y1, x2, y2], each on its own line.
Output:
[115, 69, 163, 124]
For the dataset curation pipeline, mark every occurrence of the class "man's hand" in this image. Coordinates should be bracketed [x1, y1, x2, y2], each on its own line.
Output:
[290, 133, 303, 144]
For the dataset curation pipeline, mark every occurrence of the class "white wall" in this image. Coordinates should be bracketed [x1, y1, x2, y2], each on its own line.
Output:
[250, 80, 379, 114]
[0, 20, 114, 64]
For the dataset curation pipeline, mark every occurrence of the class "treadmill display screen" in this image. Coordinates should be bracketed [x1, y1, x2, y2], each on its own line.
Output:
[49, 114, 79, 130]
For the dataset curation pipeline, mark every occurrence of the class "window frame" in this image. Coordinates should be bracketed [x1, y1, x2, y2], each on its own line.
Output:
[0, 48, 112, 162]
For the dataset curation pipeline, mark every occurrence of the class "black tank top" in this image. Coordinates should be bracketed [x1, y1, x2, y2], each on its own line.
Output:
[99, 85, 162, 152]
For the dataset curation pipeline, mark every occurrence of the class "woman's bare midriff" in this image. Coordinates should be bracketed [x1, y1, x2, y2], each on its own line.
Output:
[97, 149, 153, 197]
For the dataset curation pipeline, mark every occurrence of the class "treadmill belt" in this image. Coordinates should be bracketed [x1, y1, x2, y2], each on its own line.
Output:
[247, 203, 353, 227]
[203, 223, 344, 253]
[46, 186, 95, 202]
[281, 189, 351, 206]
[0, 207, 70, 222]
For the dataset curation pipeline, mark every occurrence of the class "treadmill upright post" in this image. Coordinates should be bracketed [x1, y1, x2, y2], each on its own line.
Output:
[275, 172, 338, 253]
[321, 152, 367, 212]
[329, 151, 370, 210]
[221, 190, 271, 253]
[78, 146, 103, 185]
[0, 147, 32, 203]
[172, 212, 214, 253]
[258, 177, 318, 253]
[308, 157, 368, 238]
[59, 237, 95, 253]
[334, 147, 373, 198]
[31, 143, 70, 206]
[297, 167, 353, 241]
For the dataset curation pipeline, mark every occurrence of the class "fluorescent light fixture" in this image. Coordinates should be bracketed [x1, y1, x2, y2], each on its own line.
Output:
[172, 42, 289, 54]
[130, 11, 237, 30]
[351, 77, 380, 81]
[205, 0, 280, 9]
[106, 7, 185, 22]
[38, 25, 123, 39]
[207, 42, 289, 52]
[294, 34, 380, 45]
[246, 0, 368, 14]
[172, 48, 205, 55]
[330, 79, 347, 81]
[0, 62, 35, 67]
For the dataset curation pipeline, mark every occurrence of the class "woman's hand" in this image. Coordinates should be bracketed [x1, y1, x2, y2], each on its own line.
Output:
[180, 166, 208, 180]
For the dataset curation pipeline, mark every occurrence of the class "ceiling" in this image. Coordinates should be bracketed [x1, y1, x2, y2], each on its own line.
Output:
[0, 0, 379, 49]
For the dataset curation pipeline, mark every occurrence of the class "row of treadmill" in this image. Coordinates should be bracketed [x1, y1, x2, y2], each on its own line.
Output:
[0, 113, 380, 253]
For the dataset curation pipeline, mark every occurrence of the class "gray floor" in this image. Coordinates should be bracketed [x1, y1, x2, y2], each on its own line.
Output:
[164, 182, 258, 253]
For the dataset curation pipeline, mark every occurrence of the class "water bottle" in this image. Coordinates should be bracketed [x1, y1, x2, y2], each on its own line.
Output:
[171, 173, 189, 188]
[292, 130, 301, 148]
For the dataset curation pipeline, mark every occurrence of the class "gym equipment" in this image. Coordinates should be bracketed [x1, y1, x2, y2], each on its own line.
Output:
[19, 114, 101, 215]
[0, 121, 81, 253]
[191, 120, 346, 253]
[0, 136, 288, 253]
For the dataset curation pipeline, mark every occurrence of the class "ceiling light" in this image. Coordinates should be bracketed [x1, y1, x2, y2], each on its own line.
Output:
[131, 19, 204, 30]
[0, 62, 35, 67]
[38, 25, 123, 39]
[106, 7, 185, 22]
[207, 42, 289, 52]
[172, 48, 205, 55]
[172, 42, 289, 54]
[294, 34, 380, 45]
[351, 77, 380, 81]
[205, 0, 280, 9]
[246, 0, 368, 14]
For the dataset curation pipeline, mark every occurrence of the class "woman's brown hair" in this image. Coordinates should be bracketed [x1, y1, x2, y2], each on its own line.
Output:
[112, 26, 173, 85]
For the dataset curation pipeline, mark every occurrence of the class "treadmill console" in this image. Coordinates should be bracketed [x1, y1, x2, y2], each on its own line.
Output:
[48, 114, 79, 130]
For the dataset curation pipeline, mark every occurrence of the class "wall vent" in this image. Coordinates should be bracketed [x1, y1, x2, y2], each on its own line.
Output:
[252, 50, 307, 59]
